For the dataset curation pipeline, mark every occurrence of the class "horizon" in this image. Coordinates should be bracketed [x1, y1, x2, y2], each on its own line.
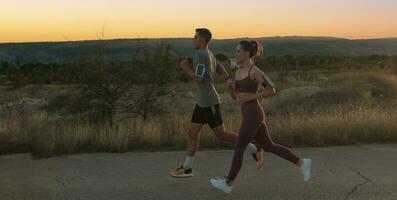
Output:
[2, 0, 397, 43]
[1, 35, 397, 45]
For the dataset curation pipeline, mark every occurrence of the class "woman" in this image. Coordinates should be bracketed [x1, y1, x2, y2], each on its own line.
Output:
[210, 40, 311, 193]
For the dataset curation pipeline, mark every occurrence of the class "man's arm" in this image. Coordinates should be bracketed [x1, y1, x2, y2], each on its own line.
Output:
[179, 57, 202, 81]
[227, 78, 238, 99]
[214, 61, 228, 83]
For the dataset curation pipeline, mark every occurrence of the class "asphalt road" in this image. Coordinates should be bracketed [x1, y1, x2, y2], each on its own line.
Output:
[0, 144, 396, 200]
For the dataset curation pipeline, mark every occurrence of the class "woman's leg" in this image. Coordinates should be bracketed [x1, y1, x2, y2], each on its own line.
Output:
[255, 122, 301, 165]
[227, 120, 260, 181]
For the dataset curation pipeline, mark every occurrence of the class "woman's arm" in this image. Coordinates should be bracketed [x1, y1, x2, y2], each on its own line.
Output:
[227, 78, 238, 100]
[253, 68, 276, 99]
[234, 67, 276, 103]
[236, 92, 259, 103]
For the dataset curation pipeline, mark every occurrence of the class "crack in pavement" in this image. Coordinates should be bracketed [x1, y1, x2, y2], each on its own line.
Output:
[342, 167, 376, 200]
[54, 177, 68, 188]
[53, 167, 84, 190]
[350, 167, 376, 185]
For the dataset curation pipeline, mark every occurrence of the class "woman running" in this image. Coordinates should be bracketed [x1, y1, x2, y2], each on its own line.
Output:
[210, 40, 311, 193]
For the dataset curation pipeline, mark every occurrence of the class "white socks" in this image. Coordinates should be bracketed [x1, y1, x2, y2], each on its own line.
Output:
[300, 158, 312, 182]
[183, 156, 194, 169]
[182, 144, 257, 170]
[248, 143, 258, 153]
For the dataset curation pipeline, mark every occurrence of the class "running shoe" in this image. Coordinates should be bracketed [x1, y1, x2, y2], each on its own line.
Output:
[251, 149, 264, 170]
[210, 177, 233, 193]
[169, 165, 193, 178]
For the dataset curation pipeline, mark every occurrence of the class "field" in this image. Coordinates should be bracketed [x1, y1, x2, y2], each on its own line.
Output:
[1, 68, 397, 158]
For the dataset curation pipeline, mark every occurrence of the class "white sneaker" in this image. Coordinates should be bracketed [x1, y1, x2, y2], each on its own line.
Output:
[210, 177, 233, 193]
[300, 158, 312, 182]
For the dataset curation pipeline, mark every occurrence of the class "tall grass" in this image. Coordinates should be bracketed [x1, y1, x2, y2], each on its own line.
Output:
[1, 104, 397, 158]
[1, 69, 397, 158]
[269, 105, 397, 147]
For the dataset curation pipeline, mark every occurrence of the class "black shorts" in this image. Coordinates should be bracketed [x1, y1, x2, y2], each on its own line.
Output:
[191, 104, 223, 128]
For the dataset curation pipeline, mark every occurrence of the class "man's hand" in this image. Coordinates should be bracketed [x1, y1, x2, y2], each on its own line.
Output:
[178, 57, 198, 81]
[193, 75, 203, 83]
[179, 57, 190, 69]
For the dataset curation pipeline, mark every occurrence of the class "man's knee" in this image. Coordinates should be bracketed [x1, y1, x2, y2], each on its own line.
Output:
[188, 130, 200, 142]
[211, 124, 226, 139]
[214, 131, 226, 140]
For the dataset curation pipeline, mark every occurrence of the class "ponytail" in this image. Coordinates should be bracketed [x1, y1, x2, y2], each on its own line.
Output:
[239, 40, 263, 58]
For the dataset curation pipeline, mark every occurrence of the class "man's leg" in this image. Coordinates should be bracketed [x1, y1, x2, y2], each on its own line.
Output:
[184, 104, 206, 168]
[170, 105, 205, 178]
[186, 123, 204, 157]
[211, 123, 238, 143]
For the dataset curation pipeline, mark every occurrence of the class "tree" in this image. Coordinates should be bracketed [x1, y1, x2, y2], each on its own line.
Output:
[392, 56, 397, 75]
[5, 63, 24, 89]
[0, 61, 8, 74]
[122, 42, 177, 121]
[47, 41, 177, 125]
[46, 41, 139, 126]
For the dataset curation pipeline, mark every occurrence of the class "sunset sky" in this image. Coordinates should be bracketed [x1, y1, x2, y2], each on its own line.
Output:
[1, 0, 397, 43]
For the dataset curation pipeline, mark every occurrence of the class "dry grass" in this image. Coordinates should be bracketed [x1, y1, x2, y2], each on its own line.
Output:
[269, 105, 397, 147]
[1, 69, 397, 158]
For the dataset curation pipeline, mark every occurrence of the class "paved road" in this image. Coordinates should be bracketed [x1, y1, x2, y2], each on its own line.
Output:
[0, 144, 396, 200]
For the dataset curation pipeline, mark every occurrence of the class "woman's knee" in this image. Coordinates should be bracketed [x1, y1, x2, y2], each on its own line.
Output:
[233, 142, 248, 154]
[262, 142, 276, 152]
[233, 148, 245, 157]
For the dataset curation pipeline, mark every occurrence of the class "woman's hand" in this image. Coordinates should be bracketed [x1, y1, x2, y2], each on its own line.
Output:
[227, 79, 234, 88]
[258, 87, 276, 98]
[236, 93, 259, 103]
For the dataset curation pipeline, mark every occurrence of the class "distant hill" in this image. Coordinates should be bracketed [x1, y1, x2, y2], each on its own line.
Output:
[1, 36, 397, 63]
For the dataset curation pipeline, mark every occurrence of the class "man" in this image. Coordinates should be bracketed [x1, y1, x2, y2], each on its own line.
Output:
[170, 28, 263, 178]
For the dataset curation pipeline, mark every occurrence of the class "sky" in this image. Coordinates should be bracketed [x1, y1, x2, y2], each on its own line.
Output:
[1, 0, 397, 43]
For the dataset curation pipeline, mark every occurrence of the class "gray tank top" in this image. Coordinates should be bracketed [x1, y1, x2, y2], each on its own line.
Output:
[193, 49, 221, 107]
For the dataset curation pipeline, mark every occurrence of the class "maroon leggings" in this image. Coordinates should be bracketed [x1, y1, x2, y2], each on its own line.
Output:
[227, 100, 301, 181]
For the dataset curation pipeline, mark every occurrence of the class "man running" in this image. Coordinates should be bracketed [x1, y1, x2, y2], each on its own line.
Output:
[170, 28, 263, 178]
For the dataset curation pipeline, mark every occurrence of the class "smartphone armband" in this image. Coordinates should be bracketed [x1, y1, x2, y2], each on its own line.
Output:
[262, 75, 276, 89]
[195, 64, 206, 78]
